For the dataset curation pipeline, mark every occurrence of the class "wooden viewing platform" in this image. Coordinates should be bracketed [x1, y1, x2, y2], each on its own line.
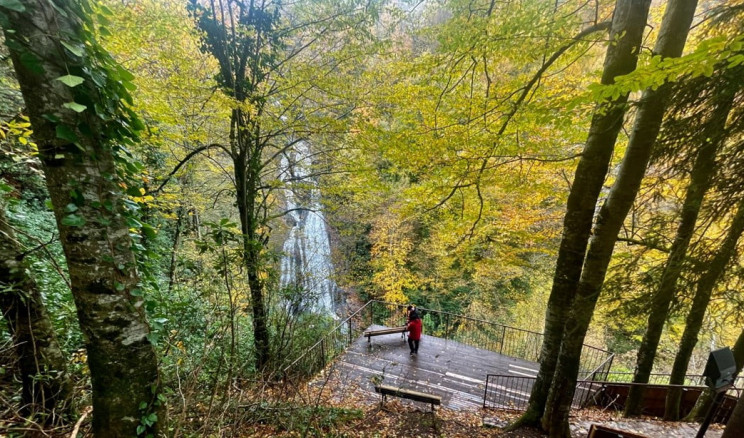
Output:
[309, 324, 540, 411]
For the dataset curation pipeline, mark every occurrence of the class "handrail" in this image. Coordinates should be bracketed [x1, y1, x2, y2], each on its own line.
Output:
[282, 300, 374, 376]
[580, 353, 615, 381]
[283, 299, 613, 382]
[589, 372, 744, 388]
[386, 302, 545, 338]
[368, 299, 611, 353]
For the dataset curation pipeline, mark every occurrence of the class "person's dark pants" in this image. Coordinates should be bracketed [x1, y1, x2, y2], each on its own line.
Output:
[408, 338, 419, 354]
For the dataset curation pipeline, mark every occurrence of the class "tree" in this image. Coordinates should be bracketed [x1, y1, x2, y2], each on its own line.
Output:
[0, 1, 163, 435]
[664, 195, 744, 419]
[686, 329, 744, 421]
[722, 390, 744, 438]
[625, 66, 739, 416]
[517, 0, 652, 427]
[540, 0, 698, 434]
[0, 206, 71, 420]
[189, 0, 376, 370]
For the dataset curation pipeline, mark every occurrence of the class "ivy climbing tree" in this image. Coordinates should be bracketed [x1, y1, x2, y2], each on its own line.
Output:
[0, 0, 163, 436]
[188, 0, 377, 371]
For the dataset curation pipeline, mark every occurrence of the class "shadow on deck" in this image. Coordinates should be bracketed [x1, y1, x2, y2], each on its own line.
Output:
[308, 324, 539, 411]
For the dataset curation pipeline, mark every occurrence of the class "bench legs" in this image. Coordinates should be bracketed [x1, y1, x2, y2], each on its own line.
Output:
[378, 392, 437, 412]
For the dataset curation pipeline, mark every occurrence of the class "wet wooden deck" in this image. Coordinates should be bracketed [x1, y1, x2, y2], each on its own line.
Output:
[313, 324, 540, 411]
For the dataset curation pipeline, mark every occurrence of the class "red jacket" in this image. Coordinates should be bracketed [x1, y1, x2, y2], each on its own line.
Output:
[407, 318, 422, 340]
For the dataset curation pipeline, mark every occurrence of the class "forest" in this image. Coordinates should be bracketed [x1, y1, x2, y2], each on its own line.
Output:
[0, 0, 743, 437]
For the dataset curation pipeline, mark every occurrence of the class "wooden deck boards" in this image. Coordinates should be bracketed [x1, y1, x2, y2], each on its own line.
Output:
[317, 324, 540, 411]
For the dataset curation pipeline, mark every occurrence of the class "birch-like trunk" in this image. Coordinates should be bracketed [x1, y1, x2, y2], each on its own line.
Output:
[0, 207, 72, 419]
[517, 0, 650, 426]
[2, 2, 163, 436]
[541, 0, 697, 435]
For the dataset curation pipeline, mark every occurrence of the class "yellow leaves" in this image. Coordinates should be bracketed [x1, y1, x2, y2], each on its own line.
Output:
[369, 210, 420, 303]
[131, 195, 154, 203]
[71, 349, 88, 365]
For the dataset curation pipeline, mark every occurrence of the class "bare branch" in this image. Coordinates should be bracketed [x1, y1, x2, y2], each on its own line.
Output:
[152, 143, 228, 194]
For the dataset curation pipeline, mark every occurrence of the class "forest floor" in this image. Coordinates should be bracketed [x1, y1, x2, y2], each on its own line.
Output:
[236, 402, 726, 437]
[0, 397, 727, 437]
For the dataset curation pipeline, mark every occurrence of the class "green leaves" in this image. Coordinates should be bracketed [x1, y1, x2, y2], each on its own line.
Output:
[0, 0, 25, 12]
[55, 125, 78, 142]
[63, 102, 88, 113]
[61, 41, 85, 57]
[56, 74, 84, 87]
[19, 52, 43, 74]
[61, 214, 86, 227]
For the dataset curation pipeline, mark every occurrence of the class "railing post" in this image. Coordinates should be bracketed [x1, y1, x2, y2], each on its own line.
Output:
[500, 325, 506, 355]
[348, 318, 352, 345]
[445, 313, 450, 340]
[483, 375, 490, 408]
[321, 339, 326, 368]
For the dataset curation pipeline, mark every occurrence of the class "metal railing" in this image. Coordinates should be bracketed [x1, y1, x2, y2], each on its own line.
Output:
[594, 372, 744, 389]
[284, 300, 613, 385]
[483, 375, 535, 411]
[282, 300, 375, 381]
[483, 353, 616, 411]
[573, 353, 616, 408]
[365, 301, 613, 372]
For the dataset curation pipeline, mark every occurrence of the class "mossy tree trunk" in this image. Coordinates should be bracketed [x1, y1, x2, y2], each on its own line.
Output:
[1, 1, 163, 436]
[191, 1, 275, 371]
[541, 0, 697, 435]
[235, 131, 270, 370]
[665, 196, 744, 420]
[0, 207, 72, 420]
[626, 70, 738, 417]
[518, 0, 650, 426]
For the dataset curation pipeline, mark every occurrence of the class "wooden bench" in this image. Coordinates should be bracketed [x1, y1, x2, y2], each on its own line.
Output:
[587, 424, 647, 438]
[364, 326, 408, 343]
[375, 384, 441, 411]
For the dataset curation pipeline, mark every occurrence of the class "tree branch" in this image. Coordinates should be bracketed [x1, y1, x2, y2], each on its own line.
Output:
[152, 143, 228, 194]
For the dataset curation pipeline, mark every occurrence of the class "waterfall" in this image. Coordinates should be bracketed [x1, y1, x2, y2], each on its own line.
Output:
[279, 141, 337, 317]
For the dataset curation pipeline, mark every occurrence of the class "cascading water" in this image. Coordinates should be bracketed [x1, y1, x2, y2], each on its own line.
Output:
[279, 141, 338, 317]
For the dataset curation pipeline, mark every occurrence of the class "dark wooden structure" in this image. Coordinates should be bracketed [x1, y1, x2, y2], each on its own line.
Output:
[591, 383, 739, 423]
[364, 326, 408, 343]
[587, 424, 648, 438]
[375, 384, 442, 411]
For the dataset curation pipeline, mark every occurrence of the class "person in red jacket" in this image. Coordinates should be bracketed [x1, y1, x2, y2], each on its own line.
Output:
[407, 311, 422, 355]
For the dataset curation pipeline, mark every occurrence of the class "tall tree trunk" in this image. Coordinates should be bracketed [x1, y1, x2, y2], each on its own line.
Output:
[722, 391, 744, 438]
[1, 2, 163, 436]
[626, 71, 738, 417]
[234, 122, 270, 370]
[664, 197, 744, 420]
[517, 0, 650, 426]
[686, 329, 744, 422]
[0, 207, 72, 420]
[541, 0, 697, 435]
[192, 1, 274, 372]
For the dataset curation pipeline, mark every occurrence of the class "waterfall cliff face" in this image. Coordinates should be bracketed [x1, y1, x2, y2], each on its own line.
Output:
[279, 142, 337, 317]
